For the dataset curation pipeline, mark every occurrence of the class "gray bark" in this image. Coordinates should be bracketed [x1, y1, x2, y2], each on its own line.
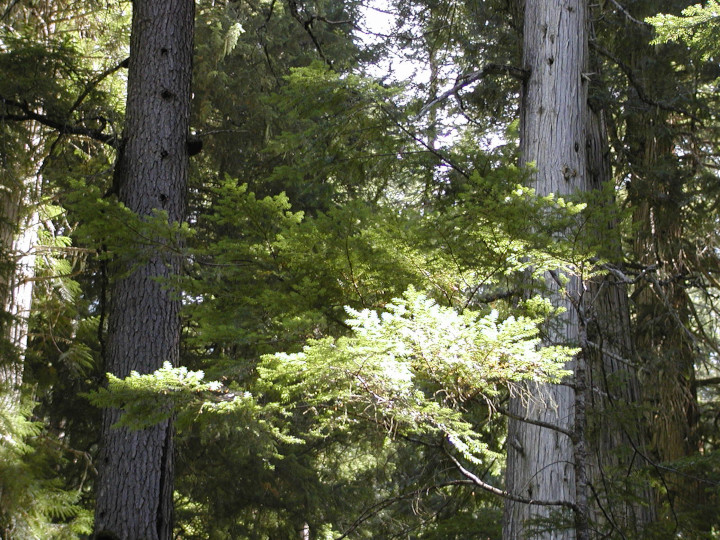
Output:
[93, 1, 194, 539]
[504, 1, 588, 538]
[504, 2, 659, 536]
[0, 129, 41, 410]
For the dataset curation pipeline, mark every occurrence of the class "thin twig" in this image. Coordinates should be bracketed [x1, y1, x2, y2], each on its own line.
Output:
[590, 42, 701, 123]
[417, 64, 529, 118]
[444, 446, 581, 512]
[1, 95, 115, 145]
[606, 0, 651, 27]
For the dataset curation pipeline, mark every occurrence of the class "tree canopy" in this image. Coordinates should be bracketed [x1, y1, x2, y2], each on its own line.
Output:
[1, 0, 720, 538]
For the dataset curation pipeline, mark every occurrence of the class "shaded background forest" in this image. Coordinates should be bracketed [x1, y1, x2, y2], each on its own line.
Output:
[1, 0, 720, 538]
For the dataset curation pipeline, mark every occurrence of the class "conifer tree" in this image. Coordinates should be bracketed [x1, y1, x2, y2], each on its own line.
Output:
[504, 1, 661, 536]
[93, 1, 195, 538]
[0, 2, 128, 535]
[504, 0, 589, 537]
[596, 1, 720, 531]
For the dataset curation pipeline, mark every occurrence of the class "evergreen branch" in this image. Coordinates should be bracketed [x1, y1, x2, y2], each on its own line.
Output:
[381, 104, 471, 179]
[0, 95, 116, 145]
[19, 269, 85, 284]
[287, 0, 333, 68]
[443, 446, 581, 512]
[39, 433, 98, 481]
[334, 479, 476, 540]
[417, 64, 529, 118]
[496, 405, 576, 442]
[343, 237, 367, 308]
[311, 14, 354, 26]
[684, 280, 720, 359]
[0, 0, 21, 21]
[587, 482, 629, 540]
[644, 272, 699, 349]
[265, 0, 277, 23]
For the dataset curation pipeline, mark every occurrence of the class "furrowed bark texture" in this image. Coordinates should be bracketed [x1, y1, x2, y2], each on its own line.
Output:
[624, 47, 697, 473]
[0, 127, 41, 409]
[615, 1, 699, 523]
[93, 2, 194, 539]
[627, 80, 699, 528]
[504, 1, 587, 538]
[584, 99, 657, 533]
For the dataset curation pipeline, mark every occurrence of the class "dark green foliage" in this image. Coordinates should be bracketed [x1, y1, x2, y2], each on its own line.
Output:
[3, 0, 720, 537]
[0, 394, 93, 538]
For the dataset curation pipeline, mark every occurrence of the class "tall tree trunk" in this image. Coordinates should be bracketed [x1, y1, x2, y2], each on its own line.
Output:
[583, 69, 657, 533]
[621, 10, 697, 469]
[0, 127, 41, 410]
[608, 0, 700, 524]
[93, 2, 194, 539]
[504, 1, 588, 538]
[626, 88, 699, 522]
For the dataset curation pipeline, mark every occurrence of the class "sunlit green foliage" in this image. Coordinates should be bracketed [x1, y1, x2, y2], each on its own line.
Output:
[648, 1, 720, 60]
[3, 0, 720, 537]
[257, 287, 573, 450]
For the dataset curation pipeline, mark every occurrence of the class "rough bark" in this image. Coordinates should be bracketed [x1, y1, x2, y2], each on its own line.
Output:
[609, 0, 700, 523]
[626, 80, 697, 469]
[0, 129, 41, 410]
[93, 2, 194, 539]
[583, 86, 657, 533]
[626, 82, 699, 525]
[504, 1, 588, 538]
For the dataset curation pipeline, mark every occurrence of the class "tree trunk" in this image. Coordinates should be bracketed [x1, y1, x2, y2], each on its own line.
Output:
[504, 3, 661, 536]
[93, 2, 194, 539]
[583, 77, 657, 533]
[626, 82, 699, 525]
[609, 0, 700, 524]
[504, 1, 588, 538]
[0, 128, 41, 410]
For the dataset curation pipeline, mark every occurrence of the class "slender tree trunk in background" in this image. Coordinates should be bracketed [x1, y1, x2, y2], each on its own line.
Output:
[93, 1, 194, 539]
[0, 127, 41, 409]
[583, 64, 657, 532]
[627, 94, 699, 518]
[504, 1, 588, 538]
[0, 190, 38, 393]
[611, 1, 700, 522]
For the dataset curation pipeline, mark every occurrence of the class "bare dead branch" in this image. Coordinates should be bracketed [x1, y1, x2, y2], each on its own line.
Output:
[444, 446, 581, 512]
[418, 64, 529, 118]
[496, 405, 576, 441]
[0, 95, 116, 145]
[606, 0, 651, 27]
[695, 377, 720, 388]
[590, 42, 701, 123]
